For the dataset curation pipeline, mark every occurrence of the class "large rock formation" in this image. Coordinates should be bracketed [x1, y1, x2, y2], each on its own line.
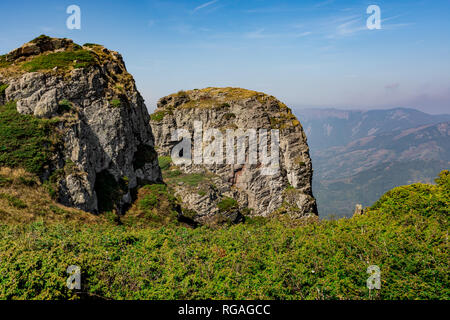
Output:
[151, 88, 317, 225]
[0, 36, 161, 213]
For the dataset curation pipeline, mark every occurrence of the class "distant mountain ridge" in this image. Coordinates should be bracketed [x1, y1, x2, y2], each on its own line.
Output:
[314, 159, 449, 218]
[296, 107, 450, 151]
[293, 107, 450, 218]
[314, 121, 450, 180]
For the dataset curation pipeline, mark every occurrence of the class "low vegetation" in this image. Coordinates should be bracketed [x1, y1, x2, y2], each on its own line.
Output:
[158, 156, 172, 171]
[0, 83, 8, 95]
[217, 197, 238, 213]
[0, 101, 60, 176]
[21, 50, 96, 72]
[0, 170, 447, 300]
[0, 167, 99, 224]
[110, 99, 121, 108]
[150, 110, 170, 122]
[123, 183, 180, 227]
[0, 55, 12, 68]
[159, 156, 207, 187]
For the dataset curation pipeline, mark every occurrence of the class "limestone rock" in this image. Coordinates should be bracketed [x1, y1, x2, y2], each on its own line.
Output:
[151, 88, 317, 224]
[0, 36, 162, 213]
[353, 204, 364, 216]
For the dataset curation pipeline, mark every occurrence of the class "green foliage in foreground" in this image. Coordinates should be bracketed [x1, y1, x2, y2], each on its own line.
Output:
[0, 172, 448, 300]
[21, 50, 96, 72]
[0, 102, 59, 176]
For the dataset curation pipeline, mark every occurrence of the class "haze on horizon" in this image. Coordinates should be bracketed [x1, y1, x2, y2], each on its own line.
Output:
[1, 0, 449, 114]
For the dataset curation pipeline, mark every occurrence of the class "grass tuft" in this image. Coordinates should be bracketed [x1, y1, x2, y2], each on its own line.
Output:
[21, 50, 96, 72]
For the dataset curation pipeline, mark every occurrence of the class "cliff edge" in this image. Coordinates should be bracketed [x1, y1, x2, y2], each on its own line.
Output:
[150, 87, 317, 225]
[0, 35, 162, 213]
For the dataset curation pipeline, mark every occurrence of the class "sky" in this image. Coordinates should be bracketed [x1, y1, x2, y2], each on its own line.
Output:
[1, 0, 449, 114]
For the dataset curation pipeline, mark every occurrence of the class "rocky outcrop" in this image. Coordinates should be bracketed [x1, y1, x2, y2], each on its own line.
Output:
[0, 36, 162, 213]
[151, 88, 317, 224]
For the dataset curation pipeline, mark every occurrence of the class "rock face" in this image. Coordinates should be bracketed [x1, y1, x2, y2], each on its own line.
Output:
[0, 36, 162, 213]
[151, 88, 317, 224]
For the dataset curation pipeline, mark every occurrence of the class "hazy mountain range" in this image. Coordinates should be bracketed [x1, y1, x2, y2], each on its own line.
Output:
[295, 107, 450, 218]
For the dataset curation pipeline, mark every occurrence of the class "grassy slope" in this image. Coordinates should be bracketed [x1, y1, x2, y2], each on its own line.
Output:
[0, 102, 60, 176]
[0, 170, 448, 300]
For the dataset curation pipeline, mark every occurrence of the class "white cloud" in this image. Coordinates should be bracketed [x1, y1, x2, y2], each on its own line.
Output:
[193, 0, 219, 12]
[314, 0, 334, 8]
[296, 31, 312, 38]
[244, 28, 266, 39]
[243, 28, 312, 40]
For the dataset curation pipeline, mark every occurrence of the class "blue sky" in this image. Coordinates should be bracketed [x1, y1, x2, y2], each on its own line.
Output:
[1, 0, 449, 114]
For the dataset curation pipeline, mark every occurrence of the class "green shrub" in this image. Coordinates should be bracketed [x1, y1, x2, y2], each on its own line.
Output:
[435, 170, 449, 189]
[177, 173, 204, 186]
[158, 156, 172, 171]
[58, 99, 72, 113]
[370, 182, 448, 218]
[0, 172, 448, 300]
[125, 184, 180, 226]
[150, 111, 168, 122]
[217, 197, 238, 212]
[83, 43, 101, 48]
[142, 184, 177, 205]
[0, 176, 13, 186]
[139, 193, 158, 210]
[0, 193, 27, 209]
[0, 83, 8, 95]
[30, 35, 52, 43]
[110, 99, 121, 108]
[17, 176, 38, 187]
[21, 50, 96, 72]
[0, 101, 60, 176]
[0, 55, 12, 68]
[177, 90, 188, 98]
[165, 170, 182, 178]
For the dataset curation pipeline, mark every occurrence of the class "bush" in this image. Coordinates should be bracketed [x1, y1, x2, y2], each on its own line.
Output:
[435, 170, 449, 189]
[0, 193, 27, 209]
[0, 102, 60, 176]
[0, 55, 12, 68]
[158, 156, 172, 171]
[150, 111, 168, 122]
[83, 43, 101, 48]
[0, 171, 448, 300]
[217, 197, 238, 212]
[139, 193, 158, 210]
[125, 184, 180, 226]
[21, 50, 96, 72]
[110, 99, 121, 108]
[58, 99, 72, 113]
[0, 83, 8, 95]
[31, 35, 52, 43]
[370, 180, 448, 218]
[177, 173, 204, 186]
